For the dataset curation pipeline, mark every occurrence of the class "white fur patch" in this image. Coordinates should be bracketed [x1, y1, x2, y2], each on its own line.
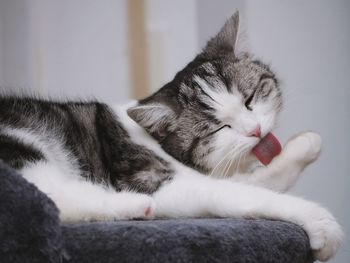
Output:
[0, 126, 80, 178]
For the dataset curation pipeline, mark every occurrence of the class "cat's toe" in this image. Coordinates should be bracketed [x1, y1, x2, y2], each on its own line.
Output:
[101, 193, 156, 220]
[123, 194, 156, 220]
[141, 197, 156, 219]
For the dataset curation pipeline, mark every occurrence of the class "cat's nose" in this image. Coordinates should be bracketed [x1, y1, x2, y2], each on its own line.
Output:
[248, 124, 261, 138]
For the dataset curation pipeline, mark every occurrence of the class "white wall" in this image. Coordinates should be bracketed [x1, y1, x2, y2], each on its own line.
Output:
[0, 0, 198, 101]
[0, 0, 33, 91]
[197, 0, 245, 49]
[145, 0, 198, 92]
[198, 1, 350, 262]
[0, 0, 129, 103]
[0, 5, 3, 83]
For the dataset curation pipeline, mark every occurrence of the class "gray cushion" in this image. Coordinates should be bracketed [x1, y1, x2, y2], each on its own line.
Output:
[0, 160, 314, 263]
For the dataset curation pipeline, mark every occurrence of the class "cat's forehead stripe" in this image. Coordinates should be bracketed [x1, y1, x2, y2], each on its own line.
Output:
[192, 75, 242, 119]
[200, 62, 216, 75]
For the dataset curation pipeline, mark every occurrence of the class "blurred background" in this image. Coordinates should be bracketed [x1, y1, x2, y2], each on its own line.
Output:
[0, 0, 349, 261]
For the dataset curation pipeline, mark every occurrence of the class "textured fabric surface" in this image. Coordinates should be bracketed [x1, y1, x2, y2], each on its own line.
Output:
[0, 160, 62, 263]
[0, 160, 314, 263]
[62, 219, 314, 263]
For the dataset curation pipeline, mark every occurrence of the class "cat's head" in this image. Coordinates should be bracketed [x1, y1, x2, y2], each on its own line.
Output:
[128, 12, 282, 175]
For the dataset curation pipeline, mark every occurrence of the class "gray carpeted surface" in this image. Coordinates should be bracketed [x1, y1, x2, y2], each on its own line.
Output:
[0, 160, 314, 263]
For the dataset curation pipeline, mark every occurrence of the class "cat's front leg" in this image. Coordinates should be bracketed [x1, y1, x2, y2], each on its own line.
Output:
[234, 132, 322, 192]
[153, 173, 343, 261]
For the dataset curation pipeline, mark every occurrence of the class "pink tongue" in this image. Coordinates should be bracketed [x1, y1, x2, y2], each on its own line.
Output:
[252, 133, 282, 166]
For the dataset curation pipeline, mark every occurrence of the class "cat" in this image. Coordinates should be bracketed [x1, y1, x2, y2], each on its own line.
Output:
[0, 12, 342, 261]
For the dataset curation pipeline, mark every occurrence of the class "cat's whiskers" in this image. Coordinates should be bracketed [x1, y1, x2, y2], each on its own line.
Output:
[224, 154, 236, 178]
[214, 149, 237, 177]
[221, 148, 238, 177]
[240, 152, 248, 174]
[210, 146, 239, 177]
[235, 149, 247, 175]
[222, 152, 236, 178]
[222, 144, 246, 178]
[231, 145, 248, 176]
[225, 144, 251, 177]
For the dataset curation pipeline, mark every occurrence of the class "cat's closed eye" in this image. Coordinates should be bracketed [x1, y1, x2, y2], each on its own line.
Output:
[244, 90, 256, 111]
[211, 124, 232, 135]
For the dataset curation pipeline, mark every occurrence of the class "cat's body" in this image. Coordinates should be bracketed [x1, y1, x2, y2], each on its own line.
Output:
[0, 98, 173, 194]
[0, 12, 342, 261]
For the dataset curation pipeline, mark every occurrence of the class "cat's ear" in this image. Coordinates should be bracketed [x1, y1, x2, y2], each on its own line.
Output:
[127, 102, 176, 140]
[203, 11, 246, 58]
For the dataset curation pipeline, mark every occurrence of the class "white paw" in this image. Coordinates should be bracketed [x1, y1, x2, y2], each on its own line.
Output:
[303, 206, 343, 262]
[78, 193, 156, 221]
[113, 193, 156, 220]
[284, 132, 322, 165]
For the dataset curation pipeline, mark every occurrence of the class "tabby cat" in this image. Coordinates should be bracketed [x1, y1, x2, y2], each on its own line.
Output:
[0, 12, 342, 261]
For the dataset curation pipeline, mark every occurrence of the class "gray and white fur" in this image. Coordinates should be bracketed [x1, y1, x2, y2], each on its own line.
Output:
[0, 12, 342, 262]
